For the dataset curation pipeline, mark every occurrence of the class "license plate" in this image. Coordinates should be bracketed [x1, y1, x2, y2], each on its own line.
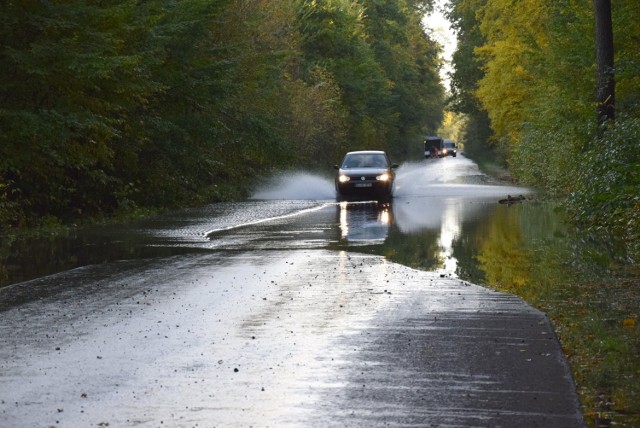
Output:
[355, 183, 372, 188]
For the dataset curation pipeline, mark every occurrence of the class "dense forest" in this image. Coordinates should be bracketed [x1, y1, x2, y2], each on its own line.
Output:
[0, 0, 444, 228]
[446, 0, 640, 258]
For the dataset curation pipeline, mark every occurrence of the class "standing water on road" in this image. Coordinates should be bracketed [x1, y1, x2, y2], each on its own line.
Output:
[0, 155, 637, 426]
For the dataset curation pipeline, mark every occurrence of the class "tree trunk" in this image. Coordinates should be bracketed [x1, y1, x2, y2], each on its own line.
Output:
[594, 0, 615, 125]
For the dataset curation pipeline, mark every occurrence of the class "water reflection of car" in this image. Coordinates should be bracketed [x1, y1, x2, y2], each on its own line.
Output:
[442, 140, 457, 157]
[338, 202, 391, 243]
[334, 151, 398, 202]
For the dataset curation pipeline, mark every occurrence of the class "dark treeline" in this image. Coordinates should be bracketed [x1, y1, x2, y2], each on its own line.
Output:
[0, 0, 445, 227]
[446, 0, 640, 259]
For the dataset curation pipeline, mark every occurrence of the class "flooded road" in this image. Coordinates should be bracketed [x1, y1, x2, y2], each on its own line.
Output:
[0, 156, 531, 288]
[0, 156, 586, 427]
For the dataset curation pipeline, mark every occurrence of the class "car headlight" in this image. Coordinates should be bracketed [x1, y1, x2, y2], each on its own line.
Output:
[376, 173, 390, 182]
[338, 174, 350, 183]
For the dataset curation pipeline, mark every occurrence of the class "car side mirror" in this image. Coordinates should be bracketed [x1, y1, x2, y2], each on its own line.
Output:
[333, 165, 339, 170]
[391, 164, 399, 169]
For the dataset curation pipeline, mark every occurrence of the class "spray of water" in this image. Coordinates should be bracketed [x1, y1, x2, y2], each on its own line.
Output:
[251, 172, 336, 200]
[393, 156, 530, 201]
[250, 156, 526, 201]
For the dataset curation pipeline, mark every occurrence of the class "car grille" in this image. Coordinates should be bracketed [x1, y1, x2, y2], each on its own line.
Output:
[350, 175, 377, 181]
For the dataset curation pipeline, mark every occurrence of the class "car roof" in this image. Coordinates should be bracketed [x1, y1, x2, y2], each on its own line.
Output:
[344, 150, 386, 155]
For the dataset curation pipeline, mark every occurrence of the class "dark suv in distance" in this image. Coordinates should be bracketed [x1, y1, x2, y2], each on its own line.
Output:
[334, 151, 398, 201]
[442, 140, 457, 157]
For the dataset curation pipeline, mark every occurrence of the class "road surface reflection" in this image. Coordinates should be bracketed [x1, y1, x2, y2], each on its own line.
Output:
[338, 201, 391, 243]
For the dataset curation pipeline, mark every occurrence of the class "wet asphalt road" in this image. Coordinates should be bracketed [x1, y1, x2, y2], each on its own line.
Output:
[0, 157, 585, 427]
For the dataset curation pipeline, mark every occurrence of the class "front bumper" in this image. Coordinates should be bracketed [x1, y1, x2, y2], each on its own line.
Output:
[336, 180, 393, 200]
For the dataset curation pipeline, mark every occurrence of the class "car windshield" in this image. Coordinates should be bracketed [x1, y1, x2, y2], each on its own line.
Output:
[342, 153, 388, 168]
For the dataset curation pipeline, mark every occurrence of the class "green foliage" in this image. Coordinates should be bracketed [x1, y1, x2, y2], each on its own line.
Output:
[615, 1, 640, 116]
[296, 0, 393, 149]
[474, 0, 552, 145]
[0, 0, 445, 228]
[1, 1, 154, 223]
[506, 0, 595, 191]
[361, 0, 444, 146]
[284, 66, 349, 166]
[446, 0, 640, 258]
[568, 116, 640, 260]
[446, 0, 499, 163]
[296, 0, 444, 157]
[446, 0, 486, 115]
